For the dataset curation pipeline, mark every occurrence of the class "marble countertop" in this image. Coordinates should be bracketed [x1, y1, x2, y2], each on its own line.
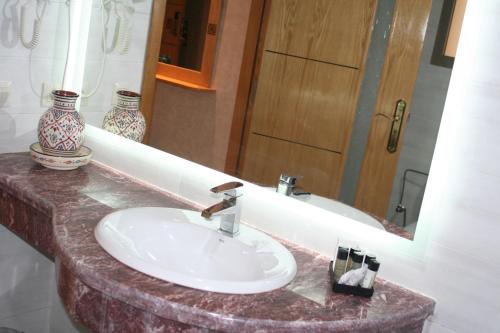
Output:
[0, 153, 435, 333]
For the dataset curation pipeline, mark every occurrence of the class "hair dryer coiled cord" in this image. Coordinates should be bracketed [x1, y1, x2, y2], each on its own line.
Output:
[19, 0, 47, 49]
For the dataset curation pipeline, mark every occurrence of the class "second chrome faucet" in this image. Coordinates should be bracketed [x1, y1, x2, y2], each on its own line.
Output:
[201, 181, 243, 237]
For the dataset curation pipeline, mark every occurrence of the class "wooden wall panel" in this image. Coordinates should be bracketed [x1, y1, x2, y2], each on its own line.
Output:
[264, 0, 377, 68]
[250, 52, 359, 152]
[241, 133, 343, 198]
[238, 0, 377, 198]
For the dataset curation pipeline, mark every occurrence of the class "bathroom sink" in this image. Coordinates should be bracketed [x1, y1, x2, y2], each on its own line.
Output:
[297, 194, 385, 230]
[94, 207, 297, 294]
[268, 188, 385, 230]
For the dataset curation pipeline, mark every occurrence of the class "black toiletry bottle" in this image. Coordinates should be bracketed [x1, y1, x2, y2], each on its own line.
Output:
[364, 254, 376, 267]
[351, 251, 364, 270]
[333, 247, 349, 282]
[346, 247, 360, 271]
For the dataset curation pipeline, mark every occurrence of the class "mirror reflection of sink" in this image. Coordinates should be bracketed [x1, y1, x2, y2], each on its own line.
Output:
[95, 207, 297, 294]
[268, 188, 385, 230]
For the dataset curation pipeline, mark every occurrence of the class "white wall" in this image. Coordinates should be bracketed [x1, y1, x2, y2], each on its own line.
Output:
[0, 1, 69, 152]
[0, 226, 52, 333]
[80, 0, 153, 127]
[0, 1, 70, 332]
[84, 1, 500, 332]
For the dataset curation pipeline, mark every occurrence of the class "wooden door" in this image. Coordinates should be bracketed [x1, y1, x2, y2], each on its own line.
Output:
[237, 0, 433, 219]
[354, 0, 432, 218]
[160, 0, 187, 65]
[238, 0, 377, 199]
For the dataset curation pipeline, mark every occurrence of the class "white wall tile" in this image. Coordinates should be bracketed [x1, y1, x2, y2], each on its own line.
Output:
[48, 287, 89, 333]
[0, 229, 53, 325]
[81, 0, 152, 128]
[0, 307, 50, 333]
[0, 114, 38, 153]
[0, 1, 67, 59]
[0, 58, 46, 111]
[423, 320, 457, 333]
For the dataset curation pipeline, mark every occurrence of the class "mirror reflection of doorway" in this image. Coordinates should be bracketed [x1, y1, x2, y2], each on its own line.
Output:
[159, 0, 210, 70]
[237, 0, 448, 229]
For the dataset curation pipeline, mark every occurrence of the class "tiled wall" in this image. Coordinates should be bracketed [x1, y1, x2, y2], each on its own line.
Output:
[0, 226, 52, 333]
[85, 1, 500, 332]
[80, 0, 153, 128]
[0, 1, 69, 332]
[0, 1, 69, 152]
[48, 288, 90, 333]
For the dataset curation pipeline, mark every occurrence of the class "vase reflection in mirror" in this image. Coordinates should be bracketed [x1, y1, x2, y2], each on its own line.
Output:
[102, 90, 146, 142]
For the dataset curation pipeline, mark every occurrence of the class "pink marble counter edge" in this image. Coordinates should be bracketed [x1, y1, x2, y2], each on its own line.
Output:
[0, 153, 435, 333]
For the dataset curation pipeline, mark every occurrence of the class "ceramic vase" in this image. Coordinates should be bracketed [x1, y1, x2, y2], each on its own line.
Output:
[102, 90, 145, 142]
[37, 90, 85, 156]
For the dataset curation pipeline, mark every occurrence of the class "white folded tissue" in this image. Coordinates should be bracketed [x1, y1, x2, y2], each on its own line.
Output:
[338, 266, 367, 286]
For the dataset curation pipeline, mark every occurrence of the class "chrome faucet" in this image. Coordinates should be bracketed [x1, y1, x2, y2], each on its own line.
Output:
[201, 181, 243, 237]
[276, 174, 311, 196]
[276, 174, 298, 196]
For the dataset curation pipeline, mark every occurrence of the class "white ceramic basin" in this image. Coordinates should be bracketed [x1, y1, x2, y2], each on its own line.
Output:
[268, 188, 385, 230]
[95, 207, 297, 294]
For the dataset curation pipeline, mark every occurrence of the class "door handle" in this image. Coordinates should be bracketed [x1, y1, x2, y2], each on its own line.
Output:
[386, 100, 407, 153]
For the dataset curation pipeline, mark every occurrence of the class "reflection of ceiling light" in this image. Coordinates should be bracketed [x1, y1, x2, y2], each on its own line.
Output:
[63, 0, 92, 106]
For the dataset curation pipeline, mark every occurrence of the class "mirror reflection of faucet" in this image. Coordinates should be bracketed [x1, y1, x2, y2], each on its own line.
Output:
[276, 174, 311, 197]
[272, 174, 384, 230]
[201, 181, 243, 237]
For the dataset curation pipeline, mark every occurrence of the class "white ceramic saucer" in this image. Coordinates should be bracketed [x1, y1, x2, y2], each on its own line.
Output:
[29, 142, 93, 170]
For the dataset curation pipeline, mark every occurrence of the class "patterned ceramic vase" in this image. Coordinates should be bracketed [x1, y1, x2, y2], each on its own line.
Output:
[102, 90, 145, 142]
[37, 90, 85, 156]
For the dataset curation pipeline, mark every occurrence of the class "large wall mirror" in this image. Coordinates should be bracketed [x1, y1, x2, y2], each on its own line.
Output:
[81, 0, 464, 240]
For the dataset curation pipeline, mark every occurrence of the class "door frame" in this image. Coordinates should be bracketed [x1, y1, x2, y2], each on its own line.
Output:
[139, 0, 168, 144]
[224, 0, 266, 176]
